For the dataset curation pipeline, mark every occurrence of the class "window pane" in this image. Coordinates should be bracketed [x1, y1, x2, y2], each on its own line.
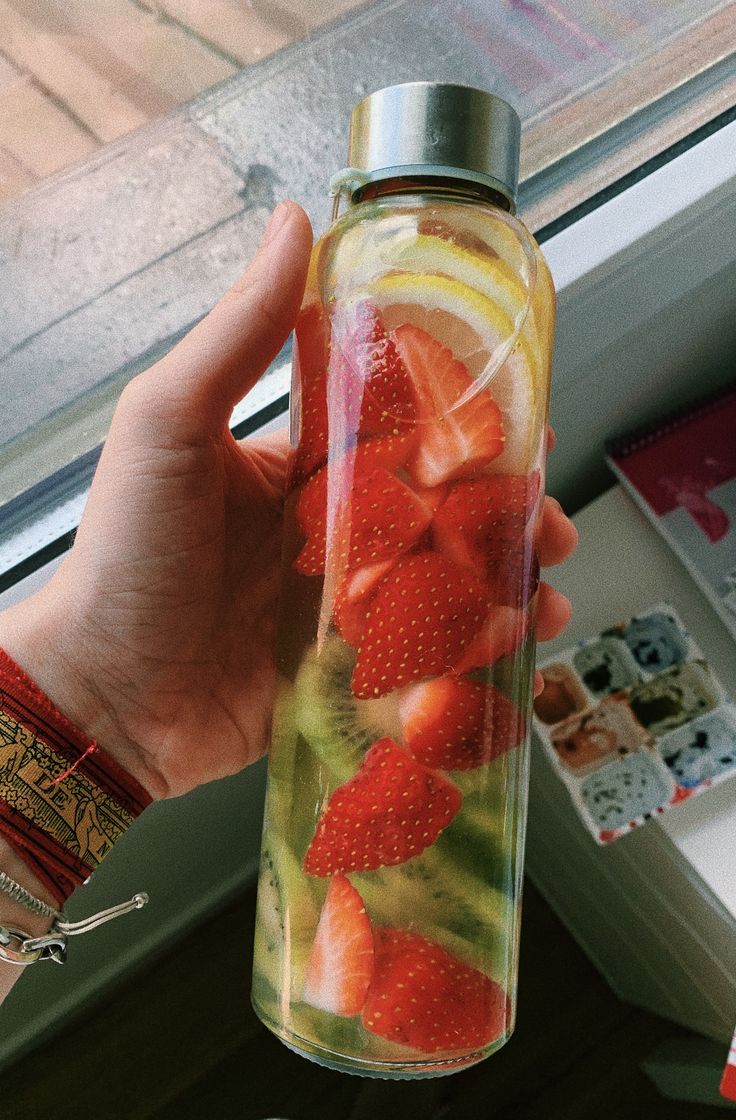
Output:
[0, 0, 732, 555]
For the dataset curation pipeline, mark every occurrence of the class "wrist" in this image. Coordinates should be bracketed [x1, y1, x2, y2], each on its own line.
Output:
[0, 605, 154, 906]
[0, 837, 55, 999]
[0, 837, 56, 935]
[0, 576, 165, 800]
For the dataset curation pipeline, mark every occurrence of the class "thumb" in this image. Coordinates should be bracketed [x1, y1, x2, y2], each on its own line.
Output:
[140, 201, 313, 434]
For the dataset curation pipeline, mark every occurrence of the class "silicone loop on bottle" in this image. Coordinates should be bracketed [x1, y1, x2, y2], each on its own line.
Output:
[329, 167, 372, 197]
[329, 168, 372, 220]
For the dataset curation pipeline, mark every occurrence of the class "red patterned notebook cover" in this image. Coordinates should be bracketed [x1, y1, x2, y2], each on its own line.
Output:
[722, 1030, 736, 1102]
[606, 384, 736, 641]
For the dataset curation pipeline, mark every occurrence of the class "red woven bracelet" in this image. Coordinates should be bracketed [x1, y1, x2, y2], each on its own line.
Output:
[0, 649, 152, 906]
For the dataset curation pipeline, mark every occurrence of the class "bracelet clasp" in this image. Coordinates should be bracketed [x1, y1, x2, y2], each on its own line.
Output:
[0, 891, 148, 966]
[0, 925, 64, 965]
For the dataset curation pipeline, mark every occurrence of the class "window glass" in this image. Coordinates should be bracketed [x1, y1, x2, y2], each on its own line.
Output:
[0, 0, 733, 574]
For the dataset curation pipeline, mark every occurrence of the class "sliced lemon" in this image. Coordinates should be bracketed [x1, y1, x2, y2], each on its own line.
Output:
[351, 272, 542, 472]
[417, 206, 533, 274]
[354, 235, 526, 316]
[330, 230, 544, 356]
[330, 204, 534, 279]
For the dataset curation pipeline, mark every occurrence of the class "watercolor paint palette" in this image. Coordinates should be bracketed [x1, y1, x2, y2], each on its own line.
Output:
[533, 604, 736, 844]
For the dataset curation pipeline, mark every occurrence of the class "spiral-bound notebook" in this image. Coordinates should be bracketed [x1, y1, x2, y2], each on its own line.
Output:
[606, 384, 736, 643]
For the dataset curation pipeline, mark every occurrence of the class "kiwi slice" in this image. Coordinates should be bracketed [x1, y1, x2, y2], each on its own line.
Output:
[440, 757, 521, 896]
[353, 843, 514, 979]
[294, 635, 399, 785]
[253, 843, 286, 973]
[252, 830, 320, 1003]
[266, 677, 300, 796]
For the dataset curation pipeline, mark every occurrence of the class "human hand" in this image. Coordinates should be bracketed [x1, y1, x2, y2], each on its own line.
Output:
[0, 202, 575, 802]
[0, 203, 312, 799]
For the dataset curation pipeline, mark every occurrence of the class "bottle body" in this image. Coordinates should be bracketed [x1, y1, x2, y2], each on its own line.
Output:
[252, 192, 555, 1077]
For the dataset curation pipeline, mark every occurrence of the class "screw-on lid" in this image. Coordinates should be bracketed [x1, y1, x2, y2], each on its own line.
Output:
[346, 82, 521, 211]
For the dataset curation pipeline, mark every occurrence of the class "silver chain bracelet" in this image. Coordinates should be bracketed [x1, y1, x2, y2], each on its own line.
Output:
[0, 871, 148, 966]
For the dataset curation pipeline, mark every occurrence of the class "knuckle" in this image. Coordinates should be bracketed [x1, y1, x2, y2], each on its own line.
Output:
[224, 273, 284, 337]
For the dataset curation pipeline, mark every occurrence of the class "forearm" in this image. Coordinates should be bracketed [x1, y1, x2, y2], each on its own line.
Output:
[0, 837, 56, 1002]
[0, 592, 154, 1005]
[0, 601, 53, 1001]
[0, 594, 68, 1003]
[0, 579, 165, 799]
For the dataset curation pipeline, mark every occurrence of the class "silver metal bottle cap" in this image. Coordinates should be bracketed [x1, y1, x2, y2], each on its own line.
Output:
[346, 82, 521, 211]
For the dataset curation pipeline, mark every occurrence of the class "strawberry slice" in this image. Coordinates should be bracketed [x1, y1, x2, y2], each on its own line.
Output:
[414, 483, 448, 516]
[452, 605, 530, 674]
[302, 874, 374, 1017]
[303, 738, 461, 876]
[336, 303, 418, 437]
[362, 928, 509, 1053]
[399, 676, 526, 770]
[295, 478, 430, 579]
[295, 466, 430, 576]
[392, 324, 505, 487]
[289, 304, 417, 487]
[293, 435, 420, 576]
[341, 559, 396, 602]
[433, 472, 540, 579]
[334, 559, 395, 646]
[351, 551, 487, 699]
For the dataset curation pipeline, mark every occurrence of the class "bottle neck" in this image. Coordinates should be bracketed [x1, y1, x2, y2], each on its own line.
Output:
[351, 175, 513, 214]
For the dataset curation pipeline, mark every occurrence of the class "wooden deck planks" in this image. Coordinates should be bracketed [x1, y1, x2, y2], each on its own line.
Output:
[0, 75, 97, 176]
[51, 30, 177, 120]
[0, 147, 35, 203]
[0, 50, 22, 89]
[135, 0, 292, 65]
[0, 0, 152, 142]
[2, 0, 237, 109]
[0, 0, 350, 205]
[251, 0, 370, 35]
[521, 5, 736, 180]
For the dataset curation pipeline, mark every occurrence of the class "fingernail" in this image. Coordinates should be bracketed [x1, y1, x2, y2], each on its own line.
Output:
[263, 202, 291, 246]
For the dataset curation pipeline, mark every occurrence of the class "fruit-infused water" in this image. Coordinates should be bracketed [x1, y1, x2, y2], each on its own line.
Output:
[252, 85, 556, 1078]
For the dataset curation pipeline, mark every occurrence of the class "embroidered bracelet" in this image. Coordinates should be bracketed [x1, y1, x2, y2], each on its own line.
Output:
[0, 649, 152, 906]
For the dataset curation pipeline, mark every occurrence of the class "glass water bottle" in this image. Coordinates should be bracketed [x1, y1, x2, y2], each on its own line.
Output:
[252, 81, 556, 1079]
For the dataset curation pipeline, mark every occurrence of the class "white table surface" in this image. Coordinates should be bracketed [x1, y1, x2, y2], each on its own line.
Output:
[543, 483, 736, 921]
